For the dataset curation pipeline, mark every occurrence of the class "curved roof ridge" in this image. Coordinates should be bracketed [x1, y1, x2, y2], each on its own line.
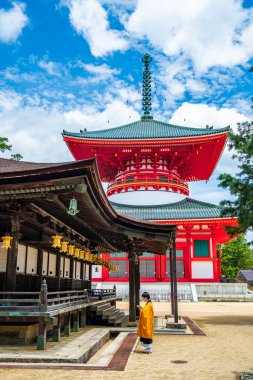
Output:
[62, 118, 230, 140]
[110, 197, 221, 209]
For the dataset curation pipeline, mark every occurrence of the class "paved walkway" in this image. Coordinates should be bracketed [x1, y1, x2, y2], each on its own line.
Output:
[0, 302, 253, 379]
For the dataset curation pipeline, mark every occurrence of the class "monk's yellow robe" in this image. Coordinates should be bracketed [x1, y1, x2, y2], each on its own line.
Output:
[137, 300, 154, 340]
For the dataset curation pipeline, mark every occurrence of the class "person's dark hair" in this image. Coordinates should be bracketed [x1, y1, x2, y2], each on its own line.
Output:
[142, 291, 150, 300]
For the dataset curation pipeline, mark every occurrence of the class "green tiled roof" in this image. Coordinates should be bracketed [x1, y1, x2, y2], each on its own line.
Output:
[63, 118, 229, 140]
[110, 198, 222, 220]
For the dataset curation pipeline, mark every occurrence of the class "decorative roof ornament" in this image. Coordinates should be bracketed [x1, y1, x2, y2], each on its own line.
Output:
[141, 53, 153, 120]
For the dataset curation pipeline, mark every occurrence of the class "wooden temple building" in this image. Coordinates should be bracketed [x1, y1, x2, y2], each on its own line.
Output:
[62, 53, 237, 287]
[0, 157, 176, 348]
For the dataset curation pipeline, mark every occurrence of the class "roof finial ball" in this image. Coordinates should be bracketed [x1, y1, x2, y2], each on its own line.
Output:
[141, 53, 153, 121]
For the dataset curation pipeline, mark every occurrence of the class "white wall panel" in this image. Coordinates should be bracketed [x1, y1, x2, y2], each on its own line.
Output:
[76, 262, 81, 279]
[48, 254, 56, 276]
[60, 257, 64, 278]
[0, 247, 7, 272]
[42, 251, 48, 276]
[192, 261, 214, 279]
[64, 258, 70, 278]
[26, 247, 38, 274]
[17, 244, 26, 273]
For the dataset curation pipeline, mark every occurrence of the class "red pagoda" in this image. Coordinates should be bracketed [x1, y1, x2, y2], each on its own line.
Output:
[63, 53, 237, 286]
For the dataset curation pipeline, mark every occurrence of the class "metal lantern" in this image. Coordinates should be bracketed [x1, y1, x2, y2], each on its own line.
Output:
[60, 241, 69, 253]
[1, 234, 13, 250]
[68, 245, 75, 255]
[51, 235, 62, 248]
[74, 248, 80, 258]
[67, 197, 79, 216]
[79, 250, 85, 260]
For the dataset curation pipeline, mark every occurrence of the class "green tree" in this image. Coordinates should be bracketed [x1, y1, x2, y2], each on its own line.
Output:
[218, 120, 253, 236]
[0, 137, 12, 153]
[220, 235, 253, 278]
[11, 153, 23, 161]
[0, 136, 23, 160]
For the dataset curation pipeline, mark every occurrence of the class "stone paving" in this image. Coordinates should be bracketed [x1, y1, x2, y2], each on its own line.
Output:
[0, 327, 109, 363]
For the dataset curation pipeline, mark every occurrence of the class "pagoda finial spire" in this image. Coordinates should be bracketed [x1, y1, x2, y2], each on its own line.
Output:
[142, 53, 153, 119]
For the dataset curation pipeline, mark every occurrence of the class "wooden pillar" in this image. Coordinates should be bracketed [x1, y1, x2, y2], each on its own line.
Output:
[52, 316, 61, 342]
[128, 250, 136, 324]
[64, 313, 71, 336]
[172, 241, 178, 323]
[56, 254, 61, 291]
[70, 258, 74, 290]
[37, 317, 47, 350]
[72, 310, 79, 332]
[37, 249, 43, 290]
[169, 248, 174, 315]
[135, 257, 140, 318]
[6, 214, 20, 291]
[80, 309, 86, 328]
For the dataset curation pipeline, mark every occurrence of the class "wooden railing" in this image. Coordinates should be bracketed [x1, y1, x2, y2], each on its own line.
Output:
[88, 286, 116, 300]
[0, 280, 117, 313]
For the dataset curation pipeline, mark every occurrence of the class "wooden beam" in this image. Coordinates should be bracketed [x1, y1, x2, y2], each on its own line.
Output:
[6, 214, 20, 292]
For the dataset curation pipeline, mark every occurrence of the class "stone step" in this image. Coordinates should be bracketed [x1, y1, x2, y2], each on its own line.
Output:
[108, 310, 123, 322]
[90, 302, 111, 312]
[113, 314, 128, 327]
[101, 306, 117, 318]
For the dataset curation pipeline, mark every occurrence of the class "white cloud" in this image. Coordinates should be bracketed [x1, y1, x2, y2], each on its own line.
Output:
[63, 0, 128, 56]
[170, 102, 248, 131]
[170, 102, 249, 178]
[81, 63, 120, 76]
[64, 99, 139, 130]
[0, 89, 21, 111]
[126, 0, 253, 71]
[0, 2, 28, 43]
[38, 60, 63, 76]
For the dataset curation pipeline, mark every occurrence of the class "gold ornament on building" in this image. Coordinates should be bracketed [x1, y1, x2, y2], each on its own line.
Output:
[74, 248, 80, 258]
[51, 235, 62, 248]
[1, 234, 13, 250]
[60, 241, 69, 253]
[68, 245, 75, 255]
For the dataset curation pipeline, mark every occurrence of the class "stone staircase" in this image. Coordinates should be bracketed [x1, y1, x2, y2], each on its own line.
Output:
[90, 301, 128, 327]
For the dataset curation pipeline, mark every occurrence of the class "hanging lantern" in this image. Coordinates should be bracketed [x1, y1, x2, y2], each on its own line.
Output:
[74, 248, 80, 258]
[1, 234, 13, 250]
[67, 197, 79, 216]
[68, 245, 75, 255]
[51, 235, 62, 248]
[79, 250, 85, 260]
[60, 241, 69, 253]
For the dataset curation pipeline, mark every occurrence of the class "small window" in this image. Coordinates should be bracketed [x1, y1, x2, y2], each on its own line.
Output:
[194, 240, 209, 257]
[110, 252, 126, 258]
[141, 252, 155, 258]
[159, 176, 167, 182]
[166, 249, 184, 258]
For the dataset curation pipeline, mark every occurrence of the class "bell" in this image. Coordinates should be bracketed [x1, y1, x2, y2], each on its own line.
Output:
[67, 197, 79, 216]
[1, 234, 13, 250]
[51, 235, 62, 248]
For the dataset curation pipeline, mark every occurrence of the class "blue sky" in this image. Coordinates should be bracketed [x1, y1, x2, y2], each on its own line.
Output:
[0, 0, 253, 210]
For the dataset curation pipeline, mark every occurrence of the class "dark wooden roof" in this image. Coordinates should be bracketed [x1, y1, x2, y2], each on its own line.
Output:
[0, 157, 176, 254]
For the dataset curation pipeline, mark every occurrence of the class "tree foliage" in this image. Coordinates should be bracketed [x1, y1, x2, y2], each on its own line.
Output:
[0, 136, 22, 160]
[218, 120, 253, 235]
[0, 137, 12, 153]
[220, 234, 253, 278]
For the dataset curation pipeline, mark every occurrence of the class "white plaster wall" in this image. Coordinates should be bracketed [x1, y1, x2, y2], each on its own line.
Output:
[191, 261, 214, 279]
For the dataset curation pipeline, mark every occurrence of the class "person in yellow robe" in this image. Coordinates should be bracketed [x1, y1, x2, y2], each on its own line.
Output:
[137, 291, 154, 353]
